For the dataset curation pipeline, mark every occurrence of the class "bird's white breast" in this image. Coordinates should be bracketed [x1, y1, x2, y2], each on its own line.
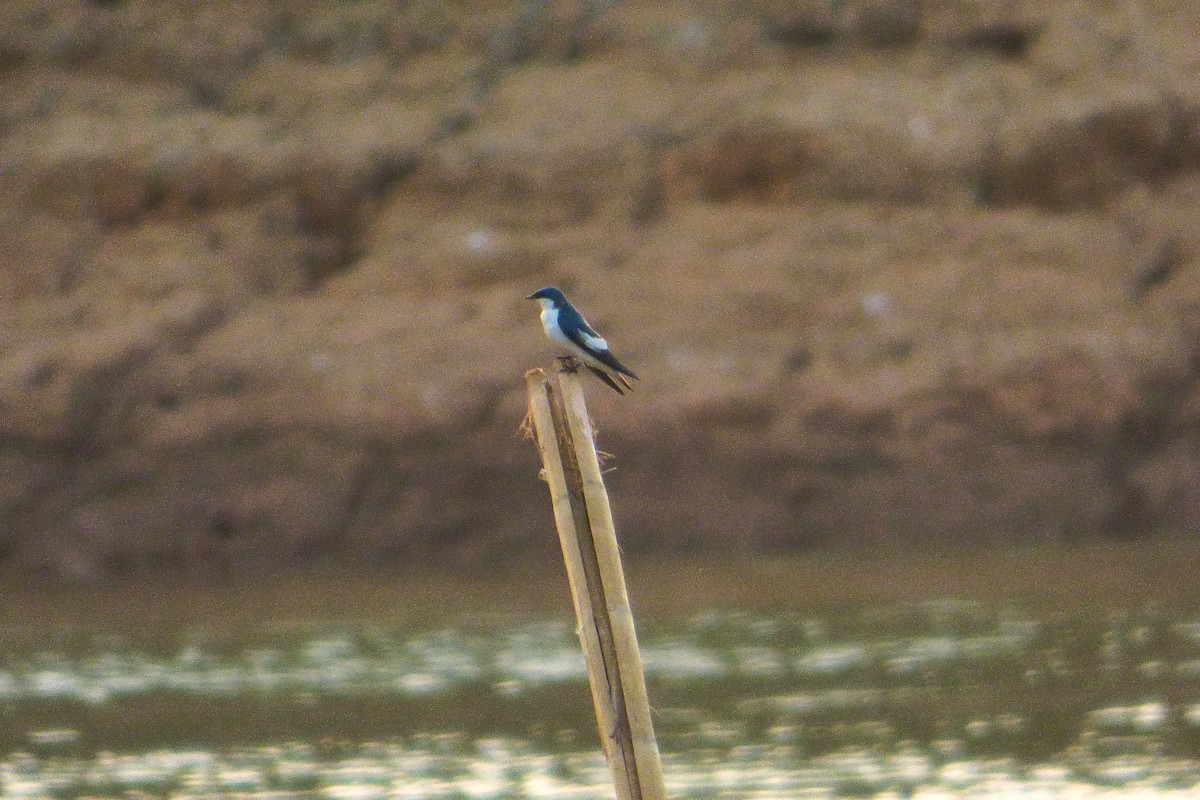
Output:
[539, 304, 572, 348]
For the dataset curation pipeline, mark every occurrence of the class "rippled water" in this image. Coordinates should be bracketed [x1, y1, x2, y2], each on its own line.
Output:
[2, 548, 1200, 798]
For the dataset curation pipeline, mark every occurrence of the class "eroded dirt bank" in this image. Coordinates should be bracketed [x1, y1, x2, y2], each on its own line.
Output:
[1, 1, 1198, 579]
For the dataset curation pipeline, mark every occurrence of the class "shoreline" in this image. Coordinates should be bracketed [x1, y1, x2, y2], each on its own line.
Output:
[2, 540, 1196, 636]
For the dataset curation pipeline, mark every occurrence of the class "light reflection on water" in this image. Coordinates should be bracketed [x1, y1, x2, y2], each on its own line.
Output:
[2, 593, 1200, 797]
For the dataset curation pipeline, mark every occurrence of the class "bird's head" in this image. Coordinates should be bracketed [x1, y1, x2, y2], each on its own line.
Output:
[526, 286, 567, 308]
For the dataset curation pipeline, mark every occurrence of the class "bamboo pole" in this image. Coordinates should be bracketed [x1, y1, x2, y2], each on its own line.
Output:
[525, 367, 667, 800]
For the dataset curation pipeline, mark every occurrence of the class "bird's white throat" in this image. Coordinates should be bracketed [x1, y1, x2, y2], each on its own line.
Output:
[538, 301, 558, 329]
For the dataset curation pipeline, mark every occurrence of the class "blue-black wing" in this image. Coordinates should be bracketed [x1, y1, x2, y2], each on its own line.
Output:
[560, 306, 639, 380]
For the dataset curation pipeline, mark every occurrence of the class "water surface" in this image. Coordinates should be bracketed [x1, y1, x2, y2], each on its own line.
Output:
[2, 543, 1199, 798]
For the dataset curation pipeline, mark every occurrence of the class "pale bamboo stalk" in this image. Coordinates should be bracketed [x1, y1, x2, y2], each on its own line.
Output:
[525, 368, 641, 800]
[559, 373, 668, 800]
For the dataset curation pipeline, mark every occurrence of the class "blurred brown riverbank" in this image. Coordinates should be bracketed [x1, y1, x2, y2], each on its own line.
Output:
[1, 2, 1199, 580]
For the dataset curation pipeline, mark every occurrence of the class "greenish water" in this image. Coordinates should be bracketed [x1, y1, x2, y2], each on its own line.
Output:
[2, 546, 1200, 798]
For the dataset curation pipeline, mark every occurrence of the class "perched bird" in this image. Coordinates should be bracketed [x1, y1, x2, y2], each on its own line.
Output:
[527, 286, 639, 394]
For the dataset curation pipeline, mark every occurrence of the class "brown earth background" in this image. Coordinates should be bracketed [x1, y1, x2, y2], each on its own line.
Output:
[1, 0, 1199, 581]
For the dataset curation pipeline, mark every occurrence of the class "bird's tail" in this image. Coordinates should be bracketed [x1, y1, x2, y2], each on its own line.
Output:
[588, 366, 629, 394]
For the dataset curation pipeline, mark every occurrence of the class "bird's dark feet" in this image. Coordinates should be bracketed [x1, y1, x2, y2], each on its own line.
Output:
[555, 355, 580, 373]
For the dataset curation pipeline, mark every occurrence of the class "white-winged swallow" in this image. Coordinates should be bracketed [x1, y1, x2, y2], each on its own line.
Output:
[527, 286, 639, 394]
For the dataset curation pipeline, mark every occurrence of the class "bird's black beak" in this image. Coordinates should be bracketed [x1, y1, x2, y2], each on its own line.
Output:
[525, 292, 538, 300]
